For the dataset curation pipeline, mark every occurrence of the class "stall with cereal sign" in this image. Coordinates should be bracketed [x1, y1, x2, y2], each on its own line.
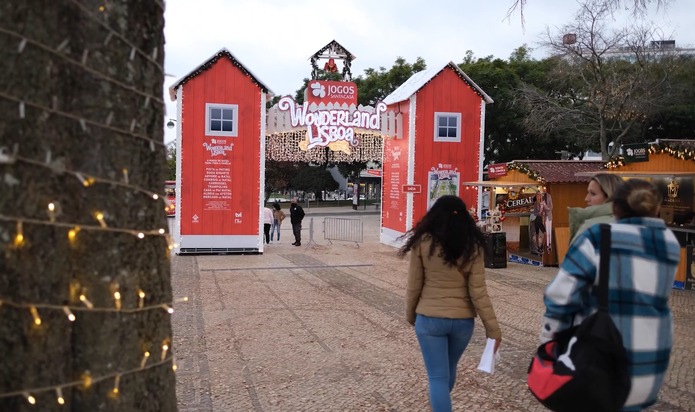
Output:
[465, 160, 605, 267]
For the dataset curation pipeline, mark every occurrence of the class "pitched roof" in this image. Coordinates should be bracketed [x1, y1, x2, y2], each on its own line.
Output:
[309, 40, 356, 61]
[383, 62, 493, 105]
[169, 48, 272, 101]
[509, 160, 605, 183]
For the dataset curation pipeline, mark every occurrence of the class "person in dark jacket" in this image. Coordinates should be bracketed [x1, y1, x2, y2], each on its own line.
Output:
[289, 197, 305, 246]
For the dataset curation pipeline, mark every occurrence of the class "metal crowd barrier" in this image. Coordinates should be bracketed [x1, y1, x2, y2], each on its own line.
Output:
[323, 217, 363, 246]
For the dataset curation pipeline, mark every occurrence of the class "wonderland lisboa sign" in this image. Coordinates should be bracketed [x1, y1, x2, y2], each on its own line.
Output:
[277, 95, 386, 151]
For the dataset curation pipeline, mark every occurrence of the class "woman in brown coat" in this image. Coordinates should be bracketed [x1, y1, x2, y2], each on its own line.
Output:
[399, 195, 502, 412]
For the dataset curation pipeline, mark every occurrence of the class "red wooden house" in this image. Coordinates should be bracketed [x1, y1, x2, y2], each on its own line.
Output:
[169, 48, 273, 254]
[380, 62, 493, 245]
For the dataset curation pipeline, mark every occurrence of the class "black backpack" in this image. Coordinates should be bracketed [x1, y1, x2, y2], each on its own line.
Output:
[527, 224, 631, 412]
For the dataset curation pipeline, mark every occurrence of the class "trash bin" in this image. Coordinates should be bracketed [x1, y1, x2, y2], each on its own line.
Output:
[484, 232, 507, 268]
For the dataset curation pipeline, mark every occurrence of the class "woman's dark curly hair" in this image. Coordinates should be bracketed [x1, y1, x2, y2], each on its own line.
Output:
[398, 195, 487, 267]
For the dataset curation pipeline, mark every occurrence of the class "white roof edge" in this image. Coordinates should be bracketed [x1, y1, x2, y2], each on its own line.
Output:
[382, 62, 493, 106]
[450, 62, 493, 104]
[168, 48, 274, 101]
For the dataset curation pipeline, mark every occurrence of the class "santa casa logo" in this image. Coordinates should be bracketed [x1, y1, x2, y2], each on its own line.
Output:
[306, 80, 358, 105]
[310, 82, 326, 98]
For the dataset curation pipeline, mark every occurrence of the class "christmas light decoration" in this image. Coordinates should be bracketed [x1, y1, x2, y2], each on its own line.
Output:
[605, 142, 695, 169]
[0, 355, 174, 405]
[265, 130, 382, 163]
[0, 294, 188, 316]
[0, 8, 176, 407]
[507, 162, 545, 183]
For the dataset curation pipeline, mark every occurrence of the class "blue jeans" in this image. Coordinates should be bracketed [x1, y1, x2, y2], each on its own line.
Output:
[270, 219, 280, 241]
[415, 314, 475, 412]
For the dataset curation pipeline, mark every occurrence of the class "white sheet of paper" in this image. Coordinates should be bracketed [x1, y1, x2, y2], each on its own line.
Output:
[476, 338, 500, 374]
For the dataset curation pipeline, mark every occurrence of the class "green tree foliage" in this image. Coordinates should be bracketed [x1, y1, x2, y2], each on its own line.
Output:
[337, 162, 368, 181]
[166, 143, 176, 180]
[336, 161, 368, 191]
[265, 161, 304, 201]
[353, 57, 427, 106]
[266, 94, 281, 109]
[290, 167, 339, 201]
[459, 48, 584, 164]
[641, 55, 695, 140]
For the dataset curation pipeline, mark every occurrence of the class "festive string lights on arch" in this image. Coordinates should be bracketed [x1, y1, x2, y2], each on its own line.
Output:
[265, 130, 383, 163]
[605, 142, 695, 169]
[507, 162, 545, 183]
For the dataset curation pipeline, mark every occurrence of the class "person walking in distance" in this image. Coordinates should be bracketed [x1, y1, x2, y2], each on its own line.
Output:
[270, 202, 285, 243]
[262, 205, 273, 245]
[289, 197, 305, 246]
[399, 195, 502, 412]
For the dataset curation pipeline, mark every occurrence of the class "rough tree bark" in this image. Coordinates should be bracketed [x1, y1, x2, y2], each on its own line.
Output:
[0, 1, 177, 411]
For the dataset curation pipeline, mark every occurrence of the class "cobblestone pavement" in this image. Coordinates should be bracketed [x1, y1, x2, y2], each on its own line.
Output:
[170, 211, 695, 411]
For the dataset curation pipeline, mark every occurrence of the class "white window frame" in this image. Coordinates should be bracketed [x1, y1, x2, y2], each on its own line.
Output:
[433, 112, 461, 142]
[205, 103, 238, 137]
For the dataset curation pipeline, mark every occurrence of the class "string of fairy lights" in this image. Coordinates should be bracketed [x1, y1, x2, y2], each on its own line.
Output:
[266, 130, 383, 163]
[605, 142, 695, 169]
[507, 162, 546, 183]
[0, 356, 176, 406]
[0, 1, 182, 407]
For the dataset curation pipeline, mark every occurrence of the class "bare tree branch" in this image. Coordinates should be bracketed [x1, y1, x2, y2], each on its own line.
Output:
[507, 0, 672, 28]
[516, 0, 680, 160]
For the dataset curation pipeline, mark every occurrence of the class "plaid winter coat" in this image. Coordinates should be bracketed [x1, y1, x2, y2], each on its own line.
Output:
[541, 218, 680, 411]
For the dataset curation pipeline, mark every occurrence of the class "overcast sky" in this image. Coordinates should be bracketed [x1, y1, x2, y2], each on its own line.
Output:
[162, 0, 692, 143]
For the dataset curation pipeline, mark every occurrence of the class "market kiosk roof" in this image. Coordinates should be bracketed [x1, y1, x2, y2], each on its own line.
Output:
[508, 160, 605, 183]
[468, 160, 605, 187]
[461, 181, 536, 188]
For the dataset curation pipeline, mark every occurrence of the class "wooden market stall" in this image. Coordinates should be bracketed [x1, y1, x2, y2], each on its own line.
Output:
[578, 141, 695, 290]
[466, 160, 604, 267]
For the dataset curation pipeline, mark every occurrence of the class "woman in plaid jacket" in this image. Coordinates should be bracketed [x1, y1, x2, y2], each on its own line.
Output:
[541, 179, 681, 411]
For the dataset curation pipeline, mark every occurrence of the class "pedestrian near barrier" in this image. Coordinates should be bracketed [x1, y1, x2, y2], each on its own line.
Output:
[289, 197, 305, 246]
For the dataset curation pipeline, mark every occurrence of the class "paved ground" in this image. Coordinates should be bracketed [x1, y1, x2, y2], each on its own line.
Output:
[170, 208, 695, 411]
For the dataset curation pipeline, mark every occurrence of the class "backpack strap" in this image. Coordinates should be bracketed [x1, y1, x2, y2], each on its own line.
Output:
[597, 224, 611, 312]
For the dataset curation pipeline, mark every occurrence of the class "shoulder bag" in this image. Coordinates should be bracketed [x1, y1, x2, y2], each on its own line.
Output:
[527, 224, 631, 412]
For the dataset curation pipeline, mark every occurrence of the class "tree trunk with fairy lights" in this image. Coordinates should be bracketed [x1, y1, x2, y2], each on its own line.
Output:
[0, 2, 177, 411]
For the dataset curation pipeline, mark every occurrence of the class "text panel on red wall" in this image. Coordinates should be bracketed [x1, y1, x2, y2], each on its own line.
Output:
[381, 103, 410, 233]
[180, 59, 261, 236]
